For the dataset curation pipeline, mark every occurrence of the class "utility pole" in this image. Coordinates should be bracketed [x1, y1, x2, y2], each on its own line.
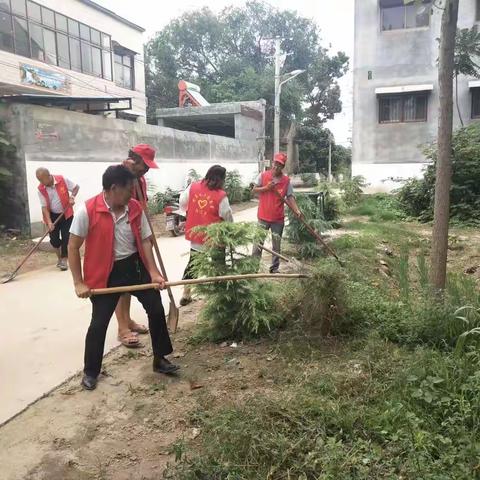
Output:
[274, 37, 282, 157]
[328, 135, 332, 182]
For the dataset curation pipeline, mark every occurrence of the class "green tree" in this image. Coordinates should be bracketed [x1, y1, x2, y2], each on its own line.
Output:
[145, 1, 348, 127]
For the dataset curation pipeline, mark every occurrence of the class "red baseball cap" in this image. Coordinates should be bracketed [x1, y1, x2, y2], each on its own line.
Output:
[132, 144, 158, 169]
[274, 153, 287, 166]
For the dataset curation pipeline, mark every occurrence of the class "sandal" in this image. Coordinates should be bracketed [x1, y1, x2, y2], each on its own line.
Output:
[129, 321, 149, 335]
[118, 331, 142, 348]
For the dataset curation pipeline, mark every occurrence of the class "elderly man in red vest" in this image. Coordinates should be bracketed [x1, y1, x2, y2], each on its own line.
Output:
[179, 165, 233, 305]
[115, 144, 158, 348]
[252, 153, 302, 273]
[36, 168, 79, 271]
[68, 164, 178, 391]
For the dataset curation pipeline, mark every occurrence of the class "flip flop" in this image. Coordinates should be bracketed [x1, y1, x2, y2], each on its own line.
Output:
[118, 332, 142, 348]
[129, 322, 149, 335]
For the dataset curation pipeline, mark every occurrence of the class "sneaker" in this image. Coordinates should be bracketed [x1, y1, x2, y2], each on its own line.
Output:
[153, 356, 180, 375]
[59, 258, 68, 271]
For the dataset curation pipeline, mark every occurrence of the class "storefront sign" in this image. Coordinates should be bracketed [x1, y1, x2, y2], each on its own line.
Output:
[20, 64, 70, 93]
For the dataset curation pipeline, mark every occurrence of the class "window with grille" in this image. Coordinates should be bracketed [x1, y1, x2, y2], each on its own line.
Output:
[379, 93, 428, 123]
[380, 0, 431, 31]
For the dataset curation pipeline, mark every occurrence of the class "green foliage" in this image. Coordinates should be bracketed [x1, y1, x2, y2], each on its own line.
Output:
[322, 191, 341, 223]
[340, 175, 367, 207]
[190, 222, 282, 341]
[397, 122, 480, 225]
[454, 26, 480, 78]
[224, 170, 244, 204]
[300, 172, 317, 187]
[147, 188, 178, 214]
[286, 194, 330, 258]
[187, 169, 201, 184]
[350, 194, 406, 222]
[145, 1, 348, 126]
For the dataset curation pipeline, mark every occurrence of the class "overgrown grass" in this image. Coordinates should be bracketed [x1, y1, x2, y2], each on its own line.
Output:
[349, 194, 406, 222]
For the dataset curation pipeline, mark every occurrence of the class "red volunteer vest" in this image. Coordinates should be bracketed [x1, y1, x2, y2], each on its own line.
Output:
[185, 180, 227, 244]
[83, 193, 148, 289]
[257, 170, 290, 223]
[38, 175, 74, 220]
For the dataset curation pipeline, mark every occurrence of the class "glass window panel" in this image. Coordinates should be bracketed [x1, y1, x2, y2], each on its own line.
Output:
[406, 3, 430, 28]
[69, 36, 81, 71]
[13, 16, 29, 57]
[57, 32, 69, 68]
[123, 65, 132, 89]
[55, 13, 67, 31]
[382, 6, 404, 31]
[380, 96, 402, 123]
[0, 0, 10, 12]
[90, 28, 100, 45]
[29, 21, 43, 60]
[101, 33, 110, 49]
[114, 60, 123, 86]
[0, 11, 13, 52]
[81, 40, 92, 73]
[414, 95, 427, 120]
[103, 50, 112, 80]
[43, 27, 56, 64]
[41, 7, 54, 27]
[92, 45, 101, 76]
[11, 0, 26, 16]
[27, 1, 40, 22]
[473, 90, 480, 118]
[404, 95, 416, 121]
[79, 23, 89, 41]
[114, 53, 121, 64]
[122, 55, 132, 67]
[68, 18, 79, 37]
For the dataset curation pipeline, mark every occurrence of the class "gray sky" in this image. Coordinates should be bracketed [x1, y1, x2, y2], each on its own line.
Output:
[96, 0, 354, 144]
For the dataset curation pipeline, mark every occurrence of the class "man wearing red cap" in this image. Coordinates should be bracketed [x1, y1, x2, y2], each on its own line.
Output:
[115, 144, 159, 348]
[252, 153, 302, 273]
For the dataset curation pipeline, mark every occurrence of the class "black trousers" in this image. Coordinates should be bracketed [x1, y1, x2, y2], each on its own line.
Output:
[84, 253, 173, 378]
[49, 212, 72, 258]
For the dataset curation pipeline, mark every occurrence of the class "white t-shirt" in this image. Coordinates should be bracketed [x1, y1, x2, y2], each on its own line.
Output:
[70, 196, 152, 261]
[38, 177, 78, 214]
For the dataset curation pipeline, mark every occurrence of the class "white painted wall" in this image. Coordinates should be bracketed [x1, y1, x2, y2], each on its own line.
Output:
[26, 159, 259, 224]
[0, 0, 146, 117]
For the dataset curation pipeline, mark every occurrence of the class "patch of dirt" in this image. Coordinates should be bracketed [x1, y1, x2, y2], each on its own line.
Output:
[0, 298, 285, 480]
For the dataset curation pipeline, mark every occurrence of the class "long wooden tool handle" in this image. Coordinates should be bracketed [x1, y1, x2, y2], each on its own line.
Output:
[134, 181, 176, 305]
[259, 244, 291, 263]
[91, 273, 309, 296]
[10, 212, 65, 276]
[274, 190, 342, 264]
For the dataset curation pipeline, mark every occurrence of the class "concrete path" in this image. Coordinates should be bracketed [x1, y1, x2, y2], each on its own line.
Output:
[0, 207, 258, 425]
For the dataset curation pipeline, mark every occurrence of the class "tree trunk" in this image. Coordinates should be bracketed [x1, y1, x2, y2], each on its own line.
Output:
[430, 0, 459, 292]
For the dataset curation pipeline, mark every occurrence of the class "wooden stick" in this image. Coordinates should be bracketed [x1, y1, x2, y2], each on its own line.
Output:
[259, 244, 291, 263]
[91, 273, 309, 296]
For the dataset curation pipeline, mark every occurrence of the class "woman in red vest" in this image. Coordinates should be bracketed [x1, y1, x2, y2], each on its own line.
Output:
[179, 165, 233, 306]
[36, 168, 79, 271]
[68, 165, 178, 391]
[252, 153, 302, 273]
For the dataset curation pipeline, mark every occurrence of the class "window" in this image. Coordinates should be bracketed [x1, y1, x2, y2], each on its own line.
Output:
[0, 11, 13, 52]
[114, 51, 134, 90]
[0, 1, 113, 80]
[477, 0, 480, 22]
[472, 89, 480, 118]
[379, 93, 428, 123]
[381, 0, 431, 31]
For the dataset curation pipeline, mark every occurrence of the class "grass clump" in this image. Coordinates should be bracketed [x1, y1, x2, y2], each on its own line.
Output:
[349, 194, 406, 222]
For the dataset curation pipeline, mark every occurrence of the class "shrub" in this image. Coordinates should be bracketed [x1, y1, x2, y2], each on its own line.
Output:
[351, 194, 406, 222]
[190, 222, 283, 341]
[397, 122, 480, 225]
[224, 170, 244, 204]
[340, 175, 367, 206]
[147, 187, 178, 214]
[300, 172, 318, 187]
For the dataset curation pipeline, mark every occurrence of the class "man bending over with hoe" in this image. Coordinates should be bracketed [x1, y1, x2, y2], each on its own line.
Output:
[252, 153, 302, 273]
[68, 165, 179, 391]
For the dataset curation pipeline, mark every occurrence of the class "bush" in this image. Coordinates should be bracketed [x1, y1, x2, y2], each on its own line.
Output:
[340, 175, 367, 207]
[351, 194, 406, 222]
[397, 122, 480, 225]
[224, 170, 244, 204]
[300, 172, 318, 187]
[190, 222, 283, 341]
[147, 188, 178, 214]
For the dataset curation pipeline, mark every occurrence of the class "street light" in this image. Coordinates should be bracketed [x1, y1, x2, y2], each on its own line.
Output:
[274, 38, 305, 157]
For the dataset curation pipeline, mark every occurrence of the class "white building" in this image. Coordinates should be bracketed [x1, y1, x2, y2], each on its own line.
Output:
[353, 0, 480, 191]
[0, 0, 146, 120]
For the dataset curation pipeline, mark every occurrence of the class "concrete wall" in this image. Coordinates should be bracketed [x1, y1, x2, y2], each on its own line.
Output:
[0, 0, 146, 117]
[1, 103, 261, 234]
[353, 0, 479, 190]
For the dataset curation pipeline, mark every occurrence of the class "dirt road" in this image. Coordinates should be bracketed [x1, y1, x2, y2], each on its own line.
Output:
[0, 206, 258, 425]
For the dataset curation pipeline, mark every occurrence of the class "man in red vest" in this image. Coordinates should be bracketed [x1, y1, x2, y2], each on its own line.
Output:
[252, 153, 302, 273]
[179, 165, 233, 305]
[115, 145, 159, 348]
[36, 168, 79, 271]
[68, 165, 178, 391]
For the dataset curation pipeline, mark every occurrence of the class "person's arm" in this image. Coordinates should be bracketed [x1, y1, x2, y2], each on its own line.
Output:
[179, 184, 191, 212]
[252, 174, 274, 194]
[68, 234, 90, 298]
[141, 238, 165, 289]
[65, 178, 79, 205]
[219, 196, 233, 223]
[42, 207, 54, 231]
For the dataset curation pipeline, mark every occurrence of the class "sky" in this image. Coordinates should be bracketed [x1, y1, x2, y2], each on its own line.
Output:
[95, 0, 354, 145]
